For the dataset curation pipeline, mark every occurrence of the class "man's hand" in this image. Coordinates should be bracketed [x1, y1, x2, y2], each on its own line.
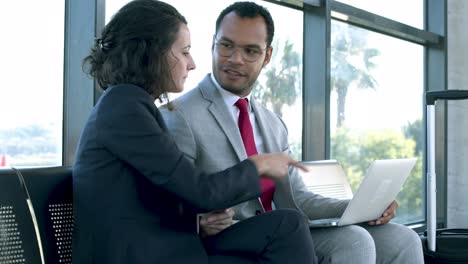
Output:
[199, 208, 235, 237]
[368, 200, 398, 225]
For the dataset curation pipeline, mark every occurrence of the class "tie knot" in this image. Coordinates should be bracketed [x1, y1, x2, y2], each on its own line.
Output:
[235, 98, 249, 113]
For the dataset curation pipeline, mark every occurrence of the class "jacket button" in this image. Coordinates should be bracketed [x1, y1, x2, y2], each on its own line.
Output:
[255, 210, 262, 215]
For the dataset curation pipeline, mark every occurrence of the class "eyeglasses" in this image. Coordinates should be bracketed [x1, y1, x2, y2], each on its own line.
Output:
[214, 38, 268, 62]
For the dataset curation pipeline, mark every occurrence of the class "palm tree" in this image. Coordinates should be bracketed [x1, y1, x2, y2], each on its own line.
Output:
[254, 39, 301, 118]
[331, 22, 380, 128]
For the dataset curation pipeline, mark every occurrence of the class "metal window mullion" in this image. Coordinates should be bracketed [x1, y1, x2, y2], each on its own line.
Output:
[63, 0, 102, 166]
[424, 0, 448, 229]
[262, 0, 322, 9]
[302, 1, 331, 161]
[330, 0, 442, 46]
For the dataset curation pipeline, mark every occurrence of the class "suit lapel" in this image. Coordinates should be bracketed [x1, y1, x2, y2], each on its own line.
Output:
[250, 99, 281, 153]
[199, 76, 247, 161]
[251, 98, 300, 211]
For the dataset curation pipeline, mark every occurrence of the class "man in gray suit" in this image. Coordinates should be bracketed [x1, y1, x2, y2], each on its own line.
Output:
[161, 2, 424, 263]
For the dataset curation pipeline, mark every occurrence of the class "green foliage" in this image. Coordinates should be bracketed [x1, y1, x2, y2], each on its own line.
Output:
[331, 126, 423, 223]
[395, 154, 423, 223]
[332, 127, 415, 190]
[403, 119, 423, 155]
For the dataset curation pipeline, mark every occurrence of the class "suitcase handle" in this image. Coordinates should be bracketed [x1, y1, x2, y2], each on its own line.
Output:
[436, 228, 468, 235]
[424, 228, 468, 236]
[426, 90, 468, 105]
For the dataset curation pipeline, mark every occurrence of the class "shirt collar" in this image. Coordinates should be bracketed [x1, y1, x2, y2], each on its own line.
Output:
[210, 73, 253, 112]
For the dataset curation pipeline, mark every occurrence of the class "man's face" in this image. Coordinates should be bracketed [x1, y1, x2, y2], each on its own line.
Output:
[212, 12, 272, 97]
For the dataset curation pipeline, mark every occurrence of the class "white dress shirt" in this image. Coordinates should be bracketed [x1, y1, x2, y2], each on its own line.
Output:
[210, 74, 265, 154]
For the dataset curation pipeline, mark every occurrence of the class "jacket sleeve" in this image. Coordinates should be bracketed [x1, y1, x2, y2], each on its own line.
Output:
[97, 90, 261, 212]
[274, 111, 349, 219]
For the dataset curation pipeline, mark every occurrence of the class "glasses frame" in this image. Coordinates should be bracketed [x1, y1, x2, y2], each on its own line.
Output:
[214, 37, 270, 62]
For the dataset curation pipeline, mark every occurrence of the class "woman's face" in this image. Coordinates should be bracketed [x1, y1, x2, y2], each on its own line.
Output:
[168, 23, 196, 93]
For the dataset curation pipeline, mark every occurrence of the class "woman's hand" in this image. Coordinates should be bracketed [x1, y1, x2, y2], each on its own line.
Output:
[199, 208, 235, 237]
[249, 153, 308, 179]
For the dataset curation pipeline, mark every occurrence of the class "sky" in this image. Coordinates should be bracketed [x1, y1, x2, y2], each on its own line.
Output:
[0, 1, 64, 129]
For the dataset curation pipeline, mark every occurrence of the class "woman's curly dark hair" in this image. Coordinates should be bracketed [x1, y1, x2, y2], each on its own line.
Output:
[83, 0, 187, 98]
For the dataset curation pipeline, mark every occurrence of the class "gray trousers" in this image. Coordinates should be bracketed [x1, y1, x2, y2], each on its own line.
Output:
[310, 222, 424, 264]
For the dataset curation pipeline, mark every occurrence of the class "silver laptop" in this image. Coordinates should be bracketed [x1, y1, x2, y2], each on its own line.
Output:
[302, 158, 417, 228]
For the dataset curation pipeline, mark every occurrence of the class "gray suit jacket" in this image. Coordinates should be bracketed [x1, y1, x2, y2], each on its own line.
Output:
[161, 74, 348, 221]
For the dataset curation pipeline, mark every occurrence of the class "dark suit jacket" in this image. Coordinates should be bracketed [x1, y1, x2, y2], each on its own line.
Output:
[72, 84, 261, 264]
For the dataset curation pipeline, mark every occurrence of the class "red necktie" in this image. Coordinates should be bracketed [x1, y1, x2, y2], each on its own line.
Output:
[235, 98, 275, 211]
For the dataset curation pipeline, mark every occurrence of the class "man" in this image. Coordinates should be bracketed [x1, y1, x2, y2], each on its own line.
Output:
[161, 1, 424, 263]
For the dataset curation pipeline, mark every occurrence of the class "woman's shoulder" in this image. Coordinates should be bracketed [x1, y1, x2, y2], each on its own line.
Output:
[105, 84, 149, 98]
[93, 84, 157, 122]
[98, 84, 153, 106]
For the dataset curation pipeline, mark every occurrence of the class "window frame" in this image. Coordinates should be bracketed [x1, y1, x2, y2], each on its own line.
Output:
[63, 0, 105, 166]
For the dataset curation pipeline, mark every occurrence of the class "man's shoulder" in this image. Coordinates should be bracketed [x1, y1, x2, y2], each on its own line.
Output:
[166, 90, 209, 119]
[172, 87, 205, 109]
[251, 98, 285, 125]
[252, 100, 275, 115]
[160, 85, 210, 123]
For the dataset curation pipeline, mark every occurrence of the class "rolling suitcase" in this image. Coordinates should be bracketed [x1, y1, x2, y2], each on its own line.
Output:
[422, 90, 468, 263]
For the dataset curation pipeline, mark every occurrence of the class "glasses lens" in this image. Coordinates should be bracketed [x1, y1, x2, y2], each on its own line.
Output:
[242, 49, 261, 62]
[216, 43, 232, 57]
[216, 42, 263, 62]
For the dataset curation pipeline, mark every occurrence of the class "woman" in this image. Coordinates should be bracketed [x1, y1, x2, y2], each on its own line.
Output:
[73, 1, 316, 263]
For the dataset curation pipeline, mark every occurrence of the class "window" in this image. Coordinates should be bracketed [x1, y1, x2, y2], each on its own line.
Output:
[337, 0, 423, 29]
[106, 0, 304, 159]
[0, 2, 65, 168]
[104, 0, 433, 224]
[329, 21, 424, 224]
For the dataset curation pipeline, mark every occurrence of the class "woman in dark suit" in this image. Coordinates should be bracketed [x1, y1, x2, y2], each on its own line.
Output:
[73, 1, 317, 263]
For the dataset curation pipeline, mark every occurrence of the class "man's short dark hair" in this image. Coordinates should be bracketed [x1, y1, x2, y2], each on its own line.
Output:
[215, 1, 275, 47]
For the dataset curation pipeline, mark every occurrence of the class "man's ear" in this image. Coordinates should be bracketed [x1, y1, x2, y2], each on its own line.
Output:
[211, 34, 216, 52]
[262, 46, 273, 67]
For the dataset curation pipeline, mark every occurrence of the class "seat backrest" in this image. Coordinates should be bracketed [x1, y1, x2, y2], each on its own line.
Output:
[300, 160, 353, 200]
[15, 166, 73, 264]
[0, 168, 42, 264]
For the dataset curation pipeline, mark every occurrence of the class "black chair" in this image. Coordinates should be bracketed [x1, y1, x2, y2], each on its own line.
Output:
[0, 168, 42, 264]
[15, 166, 73, 264]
